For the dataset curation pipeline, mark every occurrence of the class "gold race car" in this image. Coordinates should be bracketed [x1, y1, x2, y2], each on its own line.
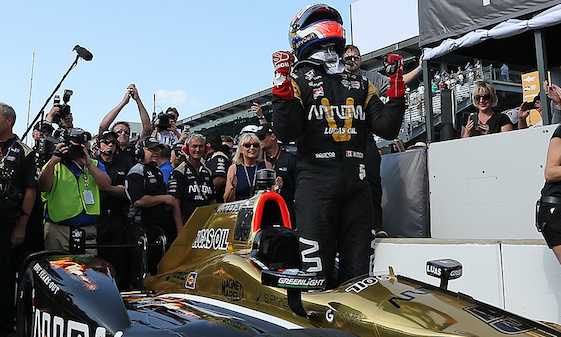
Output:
[18, 184, 561, 336]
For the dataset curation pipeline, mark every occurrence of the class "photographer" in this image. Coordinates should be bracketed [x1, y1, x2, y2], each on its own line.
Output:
[32, 120, 56, 167]
[32, 120, 54, 141]
[152, 107, 181, 146]
[99, 84, 152, 167]
[45, 90, 74, 137]
[39, 128, 111, 254]
[0, 103, 38, 336]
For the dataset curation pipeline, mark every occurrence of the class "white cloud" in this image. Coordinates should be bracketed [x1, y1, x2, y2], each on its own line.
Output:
[156, 89, 195, 105]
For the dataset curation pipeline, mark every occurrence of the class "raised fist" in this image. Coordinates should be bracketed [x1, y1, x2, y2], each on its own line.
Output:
[383, 54, 405, 98]
[272, 51, 295, 100]
[383, 54, 403, 76]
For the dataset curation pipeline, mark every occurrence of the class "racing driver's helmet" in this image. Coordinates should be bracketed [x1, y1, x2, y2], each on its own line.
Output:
[289, 3, 346, 60]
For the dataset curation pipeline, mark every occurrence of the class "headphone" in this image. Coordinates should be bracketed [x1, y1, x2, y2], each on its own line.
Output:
[135, 136, 151, 161]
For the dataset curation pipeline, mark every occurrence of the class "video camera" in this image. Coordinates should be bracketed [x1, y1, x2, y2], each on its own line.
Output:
[36, 127, 91, 162]
[154, 112, 175, 130]
[52, 89, 73, 124]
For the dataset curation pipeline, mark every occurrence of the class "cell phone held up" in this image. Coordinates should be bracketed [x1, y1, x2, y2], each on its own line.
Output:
[522, 101, 536, 110]
[469, 112, 479, 129]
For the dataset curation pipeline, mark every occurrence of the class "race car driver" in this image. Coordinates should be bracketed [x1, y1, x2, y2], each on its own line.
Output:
[271, 3, 406, 287]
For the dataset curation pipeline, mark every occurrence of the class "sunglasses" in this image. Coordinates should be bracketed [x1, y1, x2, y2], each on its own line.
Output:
[115, 129, 130, 135]
[100, 139, 117, 145]
[258, 134, 268, 141]
[243, 143, 260, 149]
[475, 94, 491, 101]
[343, 55, 361, 62]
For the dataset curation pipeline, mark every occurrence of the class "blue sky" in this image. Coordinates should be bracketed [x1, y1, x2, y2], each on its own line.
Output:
[2, 1, 357, 143]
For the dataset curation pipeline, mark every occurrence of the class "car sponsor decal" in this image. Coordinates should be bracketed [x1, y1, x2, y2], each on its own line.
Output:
[388, 288, 430, 308]
[165, 270, 191, 285]
[192, 228, 230, 250]
[33, 263, 61, 295]
[324, 308, 364, 327]
[222, 279, 244, 301]
[185, 272, 197, 289]
[277, 277, 326, 288]
[260, 293, 289, 308]
[217, 203, 241, 213]
[325, 309, 335, 323]
[345, 276, 379, 293]
[300, 237, 322, 273]
[221, 317, 249, 333]
[32, 308, 110, 337]
[465, 306, 533, 334]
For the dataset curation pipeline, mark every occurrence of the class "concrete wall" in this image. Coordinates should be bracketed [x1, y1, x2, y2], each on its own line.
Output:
[373, 239, 561, 324]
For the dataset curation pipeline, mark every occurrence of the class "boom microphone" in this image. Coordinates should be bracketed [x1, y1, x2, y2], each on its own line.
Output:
[73, 45, 93, 61]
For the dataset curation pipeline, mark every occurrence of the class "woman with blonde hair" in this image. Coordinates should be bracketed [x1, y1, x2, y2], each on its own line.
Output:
[462, 81, 513, 138]
[224, 133, 273, 202]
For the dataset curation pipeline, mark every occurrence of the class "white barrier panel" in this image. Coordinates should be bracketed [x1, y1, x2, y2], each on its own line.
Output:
[373, 239, 560, 324]
[428, 125, 556, 239]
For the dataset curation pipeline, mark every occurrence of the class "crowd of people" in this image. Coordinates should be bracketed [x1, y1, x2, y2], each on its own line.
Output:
[434, 60, 485, 91]
[1, 74, 321, 332]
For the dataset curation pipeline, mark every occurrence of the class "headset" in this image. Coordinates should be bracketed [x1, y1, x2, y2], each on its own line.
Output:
[134, 136, 151, 161]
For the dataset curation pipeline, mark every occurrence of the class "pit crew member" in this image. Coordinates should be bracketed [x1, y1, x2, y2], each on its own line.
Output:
[169, 133, 216, 234]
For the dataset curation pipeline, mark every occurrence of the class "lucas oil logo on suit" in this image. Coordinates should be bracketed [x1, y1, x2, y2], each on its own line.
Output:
[309, 97, 364, 142]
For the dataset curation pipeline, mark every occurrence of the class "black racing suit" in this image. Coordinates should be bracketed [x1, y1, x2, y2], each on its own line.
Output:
[272, 59, 405, 286]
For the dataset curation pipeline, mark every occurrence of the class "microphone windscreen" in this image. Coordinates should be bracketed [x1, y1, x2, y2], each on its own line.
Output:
[73, 45, 93, 61]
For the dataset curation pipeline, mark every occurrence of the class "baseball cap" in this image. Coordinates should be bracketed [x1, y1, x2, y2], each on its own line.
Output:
[255, 123, 273, 137]
[97, 130, 118, 140]
[139, 136, 165, 149]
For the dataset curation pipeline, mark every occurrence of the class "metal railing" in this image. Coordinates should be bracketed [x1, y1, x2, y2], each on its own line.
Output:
[377, 65, 523, 147]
